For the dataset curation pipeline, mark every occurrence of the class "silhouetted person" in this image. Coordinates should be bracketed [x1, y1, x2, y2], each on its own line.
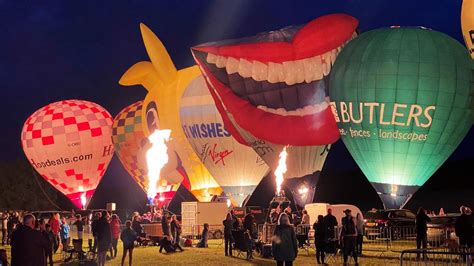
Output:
[455, 206, 473, 262]
[341, 209, 358, 265]
[223, 213, 233, 256]
[11, 214, 49, 266]
[324, 208, 337, 239]
[272, 213, 298, 266]
[313, 215, 326, 264]
[96, 211, 111, 266]
[121, 220, 137, 266]
[416, 207, 431, 260]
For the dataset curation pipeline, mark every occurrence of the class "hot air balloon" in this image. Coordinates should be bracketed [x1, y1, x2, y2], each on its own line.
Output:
[118, 23, 222, 201]
[329, 27, 474, 209]
[112, 101, 190, 207]
[461, 0, 474, 59]
[21, 100, 114, 209]
[180, 76, 270, 206]
[191, 14, 358, 206]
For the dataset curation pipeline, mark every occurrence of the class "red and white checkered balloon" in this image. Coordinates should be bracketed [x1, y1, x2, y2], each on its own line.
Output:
[21, 99, 114, 208]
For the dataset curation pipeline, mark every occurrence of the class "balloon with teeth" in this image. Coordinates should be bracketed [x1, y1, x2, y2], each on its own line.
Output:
[112, 101, 188, 207]
[191, 14, 358, 205]
[330, 27, 474, 209]
[179, 76, 270, 207]
[21, 100, 114, 209]
[119, 23, 222, 202]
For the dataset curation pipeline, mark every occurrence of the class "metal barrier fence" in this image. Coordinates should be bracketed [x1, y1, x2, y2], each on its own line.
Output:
[400, 248, 473, 265]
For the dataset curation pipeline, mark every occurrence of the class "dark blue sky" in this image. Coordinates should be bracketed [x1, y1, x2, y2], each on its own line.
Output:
[1, 1, 472, 206]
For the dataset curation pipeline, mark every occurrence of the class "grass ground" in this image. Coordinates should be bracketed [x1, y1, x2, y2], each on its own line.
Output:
[2, 239, 405, 265]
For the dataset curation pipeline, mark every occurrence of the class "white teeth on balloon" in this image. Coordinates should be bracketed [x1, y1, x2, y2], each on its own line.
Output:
[204, 30, 357, 83]
[238, 58, 252, 78]
[293, 59, 305, 84]
[267, 62, 284, 83]
[225, 57, 239, 74]
[282, 61, 297, 85]
[257, 101, 329, 117]
[312, 55, 324, 80]
[206, 53, 218, 64]
[216, 56, 228, 68]
[251, 60, 268, 81]
[303, 58, 316, 83]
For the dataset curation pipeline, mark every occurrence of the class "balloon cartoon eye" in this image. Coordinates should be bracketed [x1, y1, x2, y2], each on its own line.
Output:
[145, 101, 159, 133]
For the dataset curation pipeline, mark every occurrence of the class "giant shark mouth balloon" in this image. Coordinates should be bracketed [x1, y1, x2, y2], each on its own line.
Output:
[192, 14, 358, 146]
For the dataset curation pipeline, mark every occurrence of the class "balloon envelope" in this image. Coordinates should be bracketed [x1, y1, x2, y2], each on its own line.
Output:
[329, 27, 474, 209]
[112, 101, 188, 206]
[190, 15, 356, 203]
[180, 76, 270, 206]
[21, 100, 114, 208]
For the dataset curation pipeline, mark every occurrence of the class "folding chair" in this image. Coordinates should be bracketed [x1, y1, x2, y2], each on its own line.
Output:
[325, 239, 341, 263]
[231, 230, 247, 258]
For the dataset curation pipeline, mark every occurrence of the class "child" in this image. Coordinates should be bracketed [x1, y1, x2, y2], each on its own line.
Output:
[197, 223, 209, 248]
[245, 230, 254, 260]
[74, 215, 84, 239]
[60, 217, 70, 250]
[120, 220, 137, 266]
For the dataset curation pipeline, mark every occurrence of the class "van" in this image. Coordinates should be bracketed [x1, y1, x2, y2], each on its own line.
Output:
[304, 203, 363, 225]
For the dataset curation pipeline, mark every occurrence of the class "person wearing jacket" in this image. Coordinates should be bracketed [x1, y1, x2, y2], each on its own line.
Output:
[60, 217, 70, 249]
[121, 220, 137, 266]
[11, 214, 49, 266]
[1, 212, 8, 245]
[96, 211, 111, 266]
[341, 209, 358, 265]
[109, 214, 121, 258]
[48, 213, 60, 253]
[416, 207, 431, 260]
[355, 213, 364, 256]
[223, 213, 234, 256]
[455, 206, 473, 262]
[170, 215, 181, 245]
[313, 215, 326, 264]
[272, 213, 298, 266]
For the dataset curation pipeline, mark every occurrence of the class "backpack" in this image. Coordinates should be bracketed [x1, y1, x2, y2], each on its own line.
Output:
[342, 217, 356, 235]
[184, 238, 193, 247]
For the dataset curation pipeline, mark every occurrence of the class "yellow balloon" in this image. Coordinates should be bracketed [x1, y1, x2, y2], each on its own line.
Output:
[119, 23, 222, 202]
[462, 0, 474, 59]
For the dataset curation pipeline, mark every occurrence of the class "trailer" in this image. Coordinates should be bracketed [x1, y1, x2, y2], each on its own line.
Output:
[181, 201, 228, 239]
[304, 203, 363, 225]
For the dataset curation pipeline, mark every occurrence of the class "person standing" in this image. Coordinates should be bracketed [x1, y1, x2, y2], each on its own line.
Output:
[272, 213, 298, 266]
[170, 215, 181, 246]
[96, 211, 111, 266]
[74, 214, 84, 239]
[60, 217, 70, 250]
[355, 213, 364, 256]
[416, 207, 431, 260]
[341, 209, 358, 265]
[1, 212, 8, 245]
[110, 214, 121, 258]
[48, 213, 60, 253]
[455, 206, 473, 250]
[313, 215, 326, 264]
[223, 213, 233, 256]
[284, 207, 293, 224]
[301, 210, 310, 225]
[11, 214, 49, 266]
[324, 208, 338, 240]
[39, 220, 54, 266]
[91, 212, 102, 253]
[162, 215, 172, 240]
[120, 220, 137, 266]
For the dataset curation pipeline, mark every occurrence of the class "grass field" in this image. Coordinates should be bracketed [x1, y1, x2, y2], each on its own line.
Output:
[2, 239, 404, 265]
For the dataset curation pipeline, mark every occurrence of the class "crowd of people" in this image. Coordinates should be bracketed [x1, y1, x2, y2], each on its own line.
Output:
[0, 204, 472, 266]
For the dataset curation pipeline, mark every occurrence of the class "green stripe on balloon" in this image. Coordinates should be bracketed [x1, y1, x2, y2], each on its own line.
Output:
[330, 27, 473, 208]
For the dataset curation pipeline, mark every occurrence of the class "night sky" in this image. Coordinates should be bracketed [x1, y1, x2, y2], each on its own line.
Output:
[1, 1, 472, 212]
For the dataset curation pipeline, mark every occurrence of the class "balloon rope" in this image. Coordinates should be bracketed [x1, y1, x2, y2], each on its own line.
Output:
[31, 168, 63, 211]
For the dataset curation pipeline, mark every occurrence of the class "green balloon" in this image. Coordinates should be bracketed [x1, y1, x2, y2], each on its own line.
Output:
[329, 27, 474, 209]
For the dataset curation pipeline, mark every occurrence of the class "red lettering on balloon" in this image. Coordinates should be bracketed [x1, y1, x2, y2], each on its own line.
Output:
[207, 143, 233, 166]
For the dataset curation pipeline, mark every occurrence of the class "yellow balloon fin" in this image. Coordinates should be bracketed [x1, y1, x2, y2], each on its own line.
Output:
[119, 61, 163, 91]
[461, 0, 474, 59]
[140, 23, 178, 86]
